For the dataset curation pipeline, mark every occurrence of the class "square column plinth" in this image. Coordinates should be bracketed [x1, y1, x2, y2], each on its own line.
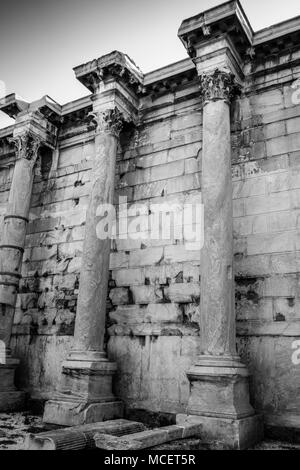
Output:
[43, 357, 123, 426]
[178, 356, 263, 449]
[0, 358, 26, 412]
[187, 357, 255, 419]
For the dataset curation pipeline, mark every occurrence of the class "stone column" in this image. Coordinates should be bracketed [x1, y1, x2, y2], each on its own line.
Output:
[0, 132, 40, 411]
[43, 108, 124, 426]
[72, 108, 123, 356]
[197, 70, 240, 361]
[177, 70, 263, 449]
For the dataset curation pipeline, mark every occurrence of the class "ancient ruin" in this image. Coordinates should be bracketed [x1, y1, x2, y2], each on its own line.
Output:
[0, 0, 300, 450]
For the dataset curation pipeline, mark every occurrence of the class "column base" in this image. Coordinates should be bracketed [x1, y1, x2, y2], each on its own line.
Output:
[43, 352, 123, 426]
[0, 358, 26, 412]
[43, 399, 124, 427]
[187, 355, 255, 419]
[176, 414, 264, 450]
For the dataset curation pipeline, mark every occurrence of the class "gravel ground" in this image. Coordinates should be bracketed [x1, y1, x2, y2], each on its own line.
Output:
[0, 413, 299, 451]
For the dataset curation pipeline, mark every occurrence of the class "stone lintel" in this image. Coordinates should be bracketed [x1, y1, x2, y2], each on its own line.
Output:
[0, 93, 29, 119]
[178, 0, 253, 63]
[74, 50, 144, 96]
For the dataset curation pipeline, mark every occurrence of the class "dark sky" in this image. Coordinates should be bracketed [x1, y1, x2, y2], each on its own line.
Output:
[0, 0, 299, 128]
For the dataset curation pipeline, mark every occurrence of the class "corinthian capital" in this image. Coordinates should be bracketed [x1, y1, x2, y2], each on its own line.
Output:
[89, 107, 124, 138]
[9, 133, 41, 164]
[199, 69, 241, 105]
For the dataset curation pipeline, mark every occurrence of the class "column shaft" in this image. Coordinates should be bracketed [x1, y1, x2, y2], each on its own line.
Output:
[0, 158, 35, 306]
[0, 134, 40, 345]
[200, 99, 236, 356]
[73, 131, 118, 354]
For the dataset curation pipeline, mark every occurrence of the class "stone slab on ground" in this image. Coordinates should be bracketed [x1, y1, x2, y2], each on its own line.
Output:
[95, 424, 202, 450]
[1, 413, 300, 450]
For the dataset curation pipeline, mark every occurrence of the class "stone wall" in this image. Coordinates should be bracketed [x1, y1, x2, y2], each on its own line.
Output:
[0, 40, 300, 422]
[234, 54, 300, 416]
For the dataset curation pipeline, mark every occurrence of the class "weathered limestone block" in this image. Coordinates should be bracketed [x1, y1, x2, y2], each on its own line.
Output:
[120, 160, 185, 187]
[264, 121, 286, 140]
[273, 298, 300, 321]
[133, 174, 200, 201]
[129, 247, 164, 268]
[233, 177, 266, 199]
[164, 245, 201, 264]
[109, 304, 183, 325]
[109, 252, 129, 270]
[247, 232, 295, 255]
[113, 268, 144, 287]
[66, 257, 82, 274]
[57, 143, 94, 169]
[185, 157, 199, 175]
[109, 288, 130, 306]
[245, 192, 291, 217]
[165, 283, 200, 304]
[267, 134, 300, 157]
[183, 304, 201, 325]
[236, 297, 273, 322]
[171, 114, 201, 133]
[131, 285, 163, 305]
[250, 89, 284, 116]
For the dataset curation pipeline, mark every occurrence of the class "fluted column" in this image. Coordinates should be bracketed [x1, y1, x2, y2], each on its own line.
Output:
[0, 132, 40, 411]
[43, 107, 124, 426]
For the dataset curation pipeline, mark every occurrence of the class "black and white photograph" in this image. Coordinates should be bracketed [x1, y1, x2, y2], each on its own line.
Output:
[0, 0, 300, 454]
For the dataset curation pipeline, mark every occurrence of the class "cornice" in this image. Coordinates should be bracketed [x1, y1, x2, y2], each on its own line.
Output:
[74, 50, 144, 95]
[0, 94, 29, 119]
[178, 0, 253, 61]
[178, 0, 300, 69]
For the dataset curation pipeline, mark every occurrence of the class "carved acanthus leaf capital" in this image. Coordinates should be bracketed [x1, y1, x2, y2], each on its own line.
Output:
[199, 69, 241, 105]
[89, 108, 124, 137]
[8, 133, 41, 165]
